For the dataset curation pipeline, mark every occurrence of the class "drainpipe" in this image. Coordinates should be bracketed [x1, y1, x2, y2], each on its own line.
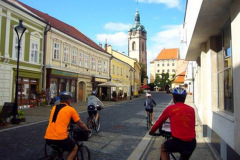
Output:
[42, 23, 51, 90]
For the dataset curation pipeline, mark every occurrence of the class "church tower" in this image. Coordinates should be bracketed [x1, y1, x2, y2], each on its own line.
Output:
[128, 10, 147, 70]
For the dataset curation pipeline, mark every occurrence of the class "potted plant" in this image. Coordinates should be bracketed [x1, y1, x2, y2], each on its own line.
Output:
[18, 110, 26, 122]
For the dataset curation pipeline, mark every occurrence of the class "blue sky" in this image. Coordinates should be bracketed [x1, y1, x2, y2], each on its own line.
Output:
[19, 0, 186, 79]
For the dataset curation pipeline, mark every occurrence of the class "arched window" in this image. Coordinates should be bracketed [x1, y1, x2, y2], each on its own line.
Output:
[142, 42, 144, 51]
[132, 41, 136, 50]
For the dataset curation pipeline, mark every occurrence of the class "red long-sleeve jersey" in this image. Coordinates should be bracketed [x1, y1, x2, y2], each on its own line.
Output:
[150, 102, 196, 141]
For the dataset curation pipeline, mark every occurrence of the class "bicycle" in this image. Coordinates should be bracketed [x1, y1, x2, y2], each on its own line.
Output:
[153, 122, 193, 160]
[146, 111, 152, 130]
[87, 105, 102, 138]
[44, 123, 91, 160]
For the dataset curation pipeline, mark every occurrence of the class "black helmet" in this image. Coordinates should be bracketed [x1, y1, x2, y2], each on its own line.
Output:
[60, 91, 72, 101]
[91, 90, 97, 95]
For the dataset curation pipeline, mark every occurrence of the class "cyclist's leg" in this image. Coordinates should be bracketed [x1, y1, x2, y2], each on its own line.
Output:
[179, 138, 197, 160]
[66, 144, 78, 160]
[95, 111, 99, 123]
[160, 143, 168, 160]
[150, 109, 154, 125]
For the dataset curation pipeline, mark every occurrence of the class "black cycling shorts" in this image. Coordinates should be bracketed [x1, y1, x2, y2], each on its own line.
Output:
[88, 110, 97, 116]
[164, 137, 196, 160]
[145, 108, 153, 113]
[46, 137, 76, 152]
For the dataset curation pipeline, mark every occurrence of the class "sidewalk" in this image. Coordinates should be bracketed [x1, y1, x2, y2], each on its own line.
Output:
[128, 95, 222, 160]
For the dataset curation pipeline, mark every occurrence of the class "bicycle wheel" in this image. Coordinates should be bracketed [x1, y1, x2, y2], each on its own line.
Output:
[87, 118, 93, 138]
[77, 145, 90, 160]
[147, 113, 150, 130]
[44, 143, 52, 158]
[94, 117, 100, 132]
[44, 143, 59, 160]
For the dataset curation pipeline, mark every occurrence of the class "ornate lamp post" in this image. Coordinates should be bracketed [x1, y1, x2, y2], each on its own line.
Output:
[12, 20, 26, 124]
[129, 68, 134, 100]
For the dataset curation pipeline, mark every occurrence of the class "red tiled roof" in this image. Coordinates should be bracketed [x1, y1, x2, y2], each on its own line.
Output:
[16, 0, 107, 54]
[156, 48, 179, 60]
[178, 71, 186, 76]
[174, 76, 185, 83]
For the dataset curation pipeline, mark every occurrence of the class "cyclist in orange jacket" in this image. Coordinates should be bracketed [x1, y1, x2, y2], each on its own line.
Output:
[45, 91, 89, 160]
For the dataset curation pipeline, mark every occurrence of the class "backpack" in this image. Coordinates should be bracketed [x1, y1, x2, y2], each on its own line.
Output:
[145, 99, 154, 109]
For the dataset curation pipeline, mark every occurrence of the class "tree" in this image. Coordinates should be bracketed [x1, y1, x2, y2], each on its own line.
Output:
[154, 73, 175, 90]
[139, 63, 148, 84]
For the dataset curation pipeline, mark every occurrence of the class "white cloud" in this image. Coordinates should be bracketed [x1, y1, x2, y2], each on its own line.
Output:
[138, 0, 181, 8]
[96, 32, 128, 52]
[147, 24, 185, 82]
[104, 22, 131, 32]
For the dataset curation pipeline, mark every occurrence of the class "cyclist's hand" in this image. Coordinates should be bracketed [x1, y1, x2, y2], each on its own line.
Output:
[149, 130, 154, 136]
[87, 129, 92, 133]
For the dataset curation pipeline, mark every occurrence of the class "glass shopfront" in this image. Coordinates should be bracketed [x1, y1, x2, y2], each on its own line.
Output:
[17, 77, 38, 106]
[47, 69, 77, 102]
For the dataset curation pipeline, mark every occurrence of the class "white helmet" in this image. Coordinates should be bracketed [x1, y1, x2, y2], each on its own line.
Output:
[146, 93, 151, 97]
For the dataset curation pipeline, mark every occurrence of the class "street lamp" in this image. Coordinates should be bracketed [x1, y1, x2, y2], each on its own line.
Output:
[129, 68, 134, 100]
[12, 20, 26, 124]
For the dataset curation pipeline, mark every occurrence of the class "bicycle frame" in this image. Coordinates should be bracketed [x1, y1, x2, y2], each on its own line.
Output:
[146, 111, 152, 130]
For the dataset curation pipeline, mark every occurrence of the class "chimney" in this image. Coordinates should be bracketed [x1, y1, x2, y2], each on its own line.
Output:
[105, 43, 107, 51]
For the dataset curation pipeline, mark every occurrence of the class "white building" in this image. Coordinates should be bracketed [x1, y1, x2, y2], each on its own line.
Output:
[128, 10, 147, 73]
[183, 0, 240, 159]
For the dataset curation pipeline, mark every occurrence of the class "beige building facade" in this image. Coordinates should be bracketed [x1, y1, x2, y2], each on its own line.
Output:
[183, 0, 240, 159]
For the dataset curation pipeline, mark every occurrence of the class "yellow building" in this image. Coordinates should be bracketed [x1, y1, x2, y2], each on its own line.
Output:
[106, 45, 141, 98]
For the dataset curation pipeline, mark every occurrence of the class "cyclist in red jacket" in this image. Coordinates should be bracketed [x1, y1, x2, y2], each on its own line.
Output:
[149, 87, 196, 160]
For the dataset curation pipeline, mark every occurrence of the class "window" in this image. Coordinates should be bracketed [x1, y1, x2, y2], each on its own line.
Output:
[162, 64, 164, 67]
[167, 69, 169, 73]
[167, 63, 169, 66]
[113, 64, 115, 74]
[103, 60, 107, 72]
[79, 51, 83, 66]
[53, 42, 60, 60]
[84, 54, 89, 68]
[13, 33, 25, 60]
[97, 60, 102, 72]
[157, 70, 159, 73]
[162, 69, 165, 73]
[157, 64, 159, 67]
[91, 57, 96, 70]
[172, 63, 175, 66]
[132, 41, 136, 50]
[172, 69, 175, 72]
[218, 22, 233, 112]
[142, 42, 144, 51]
[72, 49, 76, 64]
[30, 42, 39, 63]
[63, 46, 69, 62]
[117, 66, 119, 75]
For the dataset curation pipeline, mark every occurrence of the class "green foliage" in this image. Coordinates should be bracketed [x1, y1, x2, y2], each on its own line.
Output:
[154, 73, 175, 90]
[148, 83, 155, 91]
[139, 63, 148, 83]
[18, 110, 25, 119]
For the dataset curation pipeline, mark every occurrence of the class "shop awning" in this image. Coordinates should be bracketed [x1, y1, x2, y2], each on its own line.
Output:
[98, 81, 120, 87]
